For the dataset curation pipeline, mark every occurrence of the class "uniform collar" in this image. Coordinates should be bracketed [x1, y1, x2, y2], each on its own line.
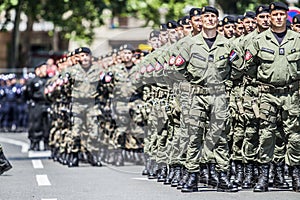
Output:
[265, 28, 294, 46]
[194, 32, 227, 52]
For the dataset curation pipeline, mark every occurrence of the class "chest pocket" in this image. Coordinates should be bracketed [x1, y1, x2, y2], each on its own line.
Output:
[188, 53, 208, 77]
[215, 54, 230, 79]
[287, 49, 300, 79]
[258, 48, 275, 62]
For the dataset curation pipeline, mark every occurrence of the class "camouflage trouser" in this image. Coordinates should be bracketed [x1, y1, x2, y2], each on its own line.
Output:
[242, 84, 259, 163]
[229, 84, 245, 162]
[186, 91, 229, 173]
[257, 90, 300, 166]
[70, 102, 101, 153]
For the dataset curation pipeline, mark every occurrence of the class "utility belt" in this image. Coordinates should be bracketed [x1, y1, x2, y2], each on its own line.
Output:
[258, 81, 299, 94]
[181, 84, 226, 95]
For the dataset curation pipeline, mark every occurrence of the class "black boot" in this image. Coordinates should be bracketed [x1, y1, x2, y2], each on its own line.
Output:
[253, 164, 269, 192]
[148, 160, 158, 179]
[273, 162, 289, 189]
[171, 166, 182, 187]
[208, 163, 219, 187]
[234, 161, 244, 186]
[142, 156, 150, 176]
[114, 150, 124, 166]
[68, 152, 79, 167]
[291, 165, 300, 192]
[88, 152, 102, 167]
[199, 164, 209, 185]
[181, 172, 198, 192]
[29, 141, 40, 151]
[164, 165, 175, 185]
[0, 151, 12, 175]
[177, 167, 189, 190]
[242, 163, 254, 189]
[157, 164, 168, 182]
[217, 171, 238, 192]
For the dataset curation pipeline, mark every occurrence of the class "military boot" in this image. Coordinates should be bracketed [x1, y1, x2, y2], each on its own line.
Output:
[164, 165, 175, 185]
[142, 156, 150, 176]
[273, 162, 289, 189]
[217, 171, 238, 192]
[253, 164, 269, 192]
[177, 167, 189, 190]
[199, 164, 209, 185]
[148, 160, 158, 179]
[208, 163, 219, 187]
[234, 161, 244, 186]
[0, 151, 12, 175]
[291, 165, 300, 192]
[171, 165, 182, 187]
[88, 152, 102, 167]
[157, 164, 167, 182]
[181, 172, 198, 192]
[242, 163, 255, 189]
[114, 150, 124, 166]
[68, 152, 79, 167]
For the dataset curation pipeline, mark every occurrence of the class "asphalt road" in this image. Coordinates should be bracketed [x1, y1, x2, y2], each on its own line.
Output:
[0, 132, 299, 200]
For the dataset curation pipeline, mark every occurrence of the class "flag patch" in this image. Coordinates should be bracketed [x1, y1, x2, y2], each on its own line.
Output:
[245, 50, 253, 61]
[229, 50, 237, 62]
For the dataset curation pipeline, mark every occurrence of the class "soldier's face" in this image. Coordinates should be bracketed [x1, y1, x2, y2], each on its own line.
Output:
[149, 37, 161, 49]
[270, 10, 287, 28]
[123, 49, 133, 63]
[223, 23, 235, 38]
[159, 31, 168, 44]
[168, 29, 178, 43]
[182, 24, 192, 36]
[201, 13, 218, 30]
[217, 26, 224, 35]
[256, 13, 270, 30]
[292, 24, 300, 33]
[235, 23, 244, 36]
[190, 16, 202, 33]
[79, 52, 92, 68]
[243, 18, 256, 34]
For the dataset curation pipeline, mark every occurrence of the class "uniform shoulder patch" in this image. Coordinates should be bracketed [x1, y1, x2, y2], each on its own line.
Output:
[245, 50, 253, 61]
[229, 50, 237, 62]
[146, 64, 155, 73]
[175, 55, 186, 66]
[140, 66, 146, 74]
[105, 75, 112, 83]
[155, 62, 163, 71]
[169, 55, 176, 66]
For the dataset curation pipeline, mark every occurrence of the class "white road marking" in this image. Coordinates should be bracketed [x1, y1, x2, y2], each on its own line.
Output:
[36, 175, 51, 186]
[0, 137, 29, 153]
[32, 160, 44, 169]
[28, 150, 51, 158]
[132, 177, 152, 181]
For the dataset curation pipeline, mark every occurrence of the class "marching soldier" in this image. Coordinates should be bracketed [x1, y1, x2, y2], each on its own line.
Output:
[243, 2, 300, 192]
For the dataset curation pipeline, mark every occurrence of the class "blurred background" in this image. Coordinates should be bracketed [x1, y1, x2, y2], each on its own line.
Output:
[0, 0, 299, 74]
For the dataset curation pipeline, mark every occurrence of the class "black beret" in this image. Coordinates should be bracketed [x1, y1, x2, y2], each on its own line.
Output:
[166, 20, 178, 29]
[269, 2, 289, 12]
[189, 8, 202, 19]
[34, 61, 46, 70]
[180, 16, 190, 26]
[244, 11, 256, 19]
[293, 14, 300, 24]
[218, 20, 224, 27]
[255, 5, 269, 16]
[123, 44, 135, 52]
[149, 30, 160, 39]
[201, 6, 219, 17]
[177, 18, 183, 27]
[160, 23, 168, 31]
[223, 16, 236, 24]
[235, 15, 245, 23]
[75, 47, 91, 54]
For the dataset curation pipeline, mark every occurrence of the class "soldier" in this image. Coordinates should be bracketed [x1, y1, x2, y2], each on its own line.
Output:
[217, 20, 224, 35]
[25, 63, 51, 151]
[292, 14, 300, 33]
[0, 144, 12, 175]
[243, 2, 300, 192]
[243, 11, 257, 36]
[235, 15, 245, 38]
[64, 47, 102, 167]
[173, 6, 242, 192]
